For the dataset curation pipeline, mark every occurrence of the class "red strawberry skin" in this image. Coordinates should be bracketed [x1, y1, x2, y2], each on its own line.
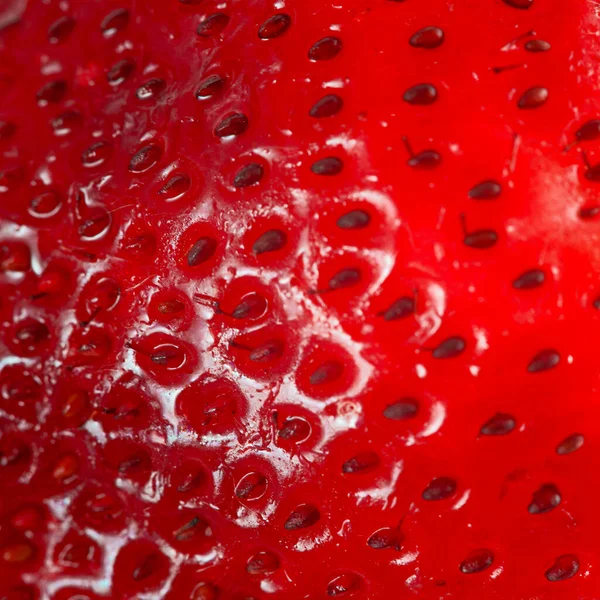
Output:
[1, 0, 599, 598]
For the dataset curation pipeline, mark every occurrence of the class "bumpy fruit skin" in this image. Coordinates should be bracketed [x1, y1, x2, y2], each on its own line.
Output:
[1, 0, 600, 598]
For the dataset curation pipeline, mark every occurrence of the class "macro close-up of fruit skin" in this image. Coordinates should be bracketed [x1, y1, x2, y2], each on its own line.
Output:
[2, 0, 600, 598]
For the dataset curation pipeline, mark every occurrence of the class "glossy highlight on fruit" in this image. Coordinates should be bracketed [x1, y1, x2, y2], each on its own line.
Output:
[0, 0, 599, 598]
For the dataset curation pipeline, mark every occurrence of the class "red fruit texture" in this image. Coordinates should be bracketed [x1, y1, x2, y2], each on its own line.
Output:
[0, 0, 599, 598]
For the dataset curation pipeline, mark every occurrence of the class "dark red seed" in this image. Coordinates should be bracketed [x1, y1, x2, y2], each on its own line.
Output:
[232, 293, 268, 319]
[513, 269, 545, 290]
[545, 555, 580, 582]
[129, 144, 162, 173]
[556, 433, 584, 455]
[432, 336, 465, 359]
[107, 59, 135, 85]
[311, 157, 343, 176]
[101, 8, 129, 36]
[403, 83, 438, 105]
[136, 78, 166, 100]
[187, 237, 217, 267]
[248, 340, 283, 362]
[309, 94, 343, 118]
[407, 150, 441, 169]
[329, 267, 361, 290]
[235, 472, 268, 500]
[51, 110, 81, 136]
[576, 120, 600, 142]
[234, 163, 264, 187]
[0, 120, 15, 139]
[247, 551, 280, 575]
[480, 413, 516, 435]
[337, 210, 370, 229]
[37, 80, 67, 104]
[342, 451, 380, 474]
[327, 573, 362, 596]
[525, 39, 551, 52]
[197, 13, 229, 37]
[308, 36, 343, 61]
[422, 476, 457, 501]
[518, 86, 548, 109]
[503, 0, 533, 7]
[409, 26, 444, 49]
[464, 229, 498, 249]
[258, 14, 291, 39]
[383, 398, 419, 420]
[528, 483, 561, 514]
[132, 553, 162, 581]
[579, 205, 600, 219]
[527, 349, 560, 373]
[284, 504, 320, 530]
[381, 297, 415, 321]
[460, 549, 494, 574]
[278, 417, 311, 442]
[48, 16, 75, 43]
[159, 173, 191, 200]
[367, 528, 400, 550]
[469, 180, 502, 200]
[253, 229, 287, 254]
[196, 75, 226, 99]
[310, 361, 343, 385]
[214, 113, 248, 137]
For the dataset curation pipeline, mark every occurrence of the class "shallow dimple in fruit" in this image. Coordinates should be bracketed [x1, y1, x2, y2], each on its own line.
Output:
[556, 433, 584, 455]
[527, 349, 560, 373]
[383, 398, 419, 420]
[513, 269, 545, 290]
[308, 36, 343, 60]
[326, 573, 362, 596]
[503, 0, 534, 7]
[129, 144, 162, 173]
[459, 549, 494, 574]
[480, 413, 516, 435]
[51, 109, 81, 136]
[528, 483, 561, 514]
[258, 14, 291, 39]
[409, 26, 444, 49]
[310, 360, 343, 385]
[29, 190, 62, 218]
[309, 94, 344, 118]
[545, 554, 580, 581]
[518, 86, 549, 109]
[278, 416, 311, 442]
[403, 83, 438, 105]
[576, 119, 600, 142]
[422, 476, 457, 501]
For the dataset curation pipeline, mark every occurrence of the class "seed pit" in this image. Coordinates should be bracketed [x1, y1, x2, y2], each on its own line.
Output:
[234, 163, 264, 187]
[214, 112, 248, 137]
[129, 144, 162, 173]
[258, 14, 291, 39]
[309, 94, 343, 118]
[187, 237, 217, 267]
[403, 83, 438, 105]
[383, 398, 419, 420]
[196, 75, 225, 100]
[308, 36, 343, 60]
[513, 269, 545, 290]
[342, 451, 380, 474]
[460, 549, 494, 574]
[48, 15, 75, 43]
[235, 472, 268, 501]
[409, 26, 444, 49]
[284, 504, 320, 530]
[247, 551, 280, 575]
[545, 554, 580, 582]
[480, 413, 516, 435]
[432, 336, 466, 359]
[422, 476, 457, 501]
[518, 86, 548, 109]
[527, 349, 560, 373]
[528, 483, 561, 514]
[253, 229, 287, 255]
[556, 433, 584, 455]
[312, 156, 343, 176]
[327, 573, 362, 597]
[469, 180, 502, 200]
[197, 13, 229, 37]
[101, 8, 129, 37]
[337, 210, 370, 229]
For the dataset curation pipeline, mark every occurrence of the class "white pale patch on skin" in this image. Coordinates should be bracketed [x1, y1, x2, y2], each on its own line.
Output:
[391, 550, 420, 566]
[355, 461, 403, 509]
[418, 400, 446, 439]
[293, 530, 333, 552]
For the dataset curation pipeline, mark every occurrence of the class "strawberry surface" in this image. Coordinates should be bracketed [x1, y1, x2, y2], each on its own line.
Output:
[0, 0, 599, 598]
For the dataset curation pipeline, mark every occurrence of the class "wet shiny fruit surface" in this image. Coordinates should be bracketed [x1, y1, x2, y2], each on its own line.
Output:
[0, 0, 599, 598]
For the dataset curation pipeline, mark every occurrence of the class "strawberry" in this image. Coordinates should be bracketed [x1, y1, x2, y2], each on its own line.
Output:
[0, 0, 598, 598]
